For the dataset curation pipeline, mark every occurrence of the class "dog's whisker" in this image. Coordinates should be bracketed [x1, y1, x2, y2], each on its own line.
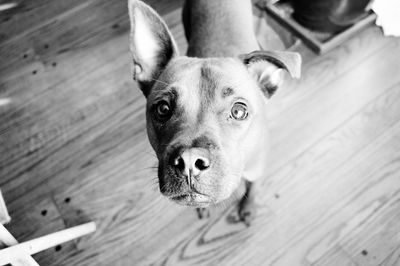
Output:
[142, 176, 157, 184]
[151, 180, 160, 189]
[138, 149, 158, 159]
[151, 78, 171, 87]
[135, 166, 158, 173]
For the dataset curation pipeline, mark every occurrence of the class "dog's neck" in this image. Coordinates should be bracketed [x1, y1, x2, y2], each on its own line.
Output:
[183, 0, 260, 58]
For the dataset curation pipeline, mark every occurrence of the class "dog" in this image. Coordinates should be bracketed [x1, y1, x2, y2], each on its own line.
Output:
[128, 0, 301, 225]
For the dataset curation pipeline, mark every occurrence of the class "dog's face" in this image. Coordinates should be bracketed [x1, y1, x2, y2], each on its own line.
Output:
[128, 0, 301, 207]
[146, 57, 268, 205]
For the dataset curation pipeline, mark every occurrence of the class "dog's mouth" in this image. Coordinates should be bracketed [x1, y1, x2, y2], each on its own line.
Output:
[170, 192, 213, 207]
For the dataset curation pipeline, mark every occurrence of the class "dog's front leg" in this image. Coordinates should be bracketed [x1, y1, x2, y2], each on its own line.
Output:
[238, 180, 258, 226]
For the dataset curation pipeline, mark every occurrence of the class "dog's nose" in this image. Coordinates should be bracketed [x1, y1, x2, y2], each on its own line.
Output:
[172, 148, 210, 177]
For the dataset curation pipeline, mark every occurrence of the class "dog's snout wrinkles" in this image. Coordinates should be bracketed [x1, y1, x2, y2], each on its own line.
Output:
[172, 148, 210, 177]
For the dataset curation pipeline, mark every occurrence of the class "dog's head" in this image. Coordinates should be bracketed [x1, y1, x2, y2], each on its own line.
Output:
[128, 0, 301, 207]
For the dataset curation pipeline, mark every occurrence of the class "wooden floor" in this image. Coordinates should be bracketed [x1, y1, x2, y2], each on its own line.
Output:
[1, 0, 400, 265]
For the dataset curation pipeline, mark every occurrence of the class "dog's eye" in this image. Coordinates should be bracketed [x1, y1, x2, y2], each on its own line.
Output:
[231, 102, 248, 120]
[154, 101, 172, 121]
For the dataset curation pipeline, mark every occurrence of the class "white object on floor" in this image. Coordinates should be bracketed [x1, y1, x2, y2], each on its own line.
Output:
[0, 222, 96, 266]
[0, 189, 96, 266]
[0, 224, 39, 266]
[371, 0, 400, 36]
[0, 2, 17, 11]
[0, 191, 10, 225]
[1, 190, 38, 265]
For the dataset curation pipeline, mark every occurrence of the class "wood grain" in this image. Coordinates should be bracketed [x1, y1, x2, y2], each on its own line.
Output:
[380, 245, 400, 266]
[0, 0, 399, 265]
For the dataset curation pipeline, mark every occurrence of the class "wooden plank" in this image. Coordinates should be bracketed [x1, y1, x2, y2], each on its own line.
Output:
[380, 246, 400, 266]
[269, 27, 398, 117]
[4, 197, 78, 264]
[313, 247, 357, 266]
[264, 79, 400, 203]
[315, 189, 400, 266]
[5, 197, 64, 242]
[340, 193, 400, 265]
[266, 37, 400, 174]
[250, 80, 400, 265]
[0, 0, 131, 79]
[0, 0, 184, 79]
[0, 0, 88, 44]
[1, 67, 143, 199]
[0, 0, 182, 45]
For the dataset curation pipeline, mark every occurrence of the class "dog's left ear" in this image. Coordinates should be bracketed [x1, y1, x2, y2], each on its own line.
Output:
[128, 0, 179, 97]
[240, 51, 301, 98]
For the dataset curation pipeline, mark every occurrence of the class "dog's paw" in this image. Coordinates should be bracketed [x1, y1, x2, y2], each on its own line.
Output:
[238, 197, 257, 226]
[196, 207, 210, 219]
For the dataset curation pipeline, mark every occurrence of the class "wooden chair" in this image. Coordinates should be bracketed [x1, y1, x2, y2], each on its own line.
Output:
[0, 190, 96, 266]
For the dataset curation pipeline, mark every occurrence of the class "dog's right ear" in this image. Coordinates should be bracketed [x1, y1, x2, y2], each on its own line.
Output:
[128, 0, 179, 97]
